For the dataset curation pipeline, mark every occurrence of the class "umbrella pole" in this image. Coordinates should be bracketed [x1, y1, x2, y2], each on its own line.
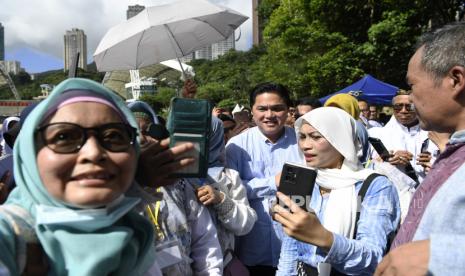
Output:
[177, 57, 187, 80]
[163, 24, 188, 80]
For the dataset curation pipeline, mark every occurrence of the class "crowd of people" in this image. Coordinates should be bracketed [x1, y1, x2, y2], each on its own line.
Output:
[0, 21, 464, 276]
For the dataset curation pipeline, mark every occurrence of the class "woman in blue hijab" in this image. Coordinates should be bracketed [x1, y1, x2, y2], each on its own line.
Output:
[0, 78, 156, 275]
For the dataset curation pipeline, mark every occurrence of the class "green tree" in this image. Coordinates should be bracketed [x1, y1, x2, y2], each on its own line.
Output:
[196, 82, 229, 104]
[190, 0, 465, 103]
[140, 86, 176, 115]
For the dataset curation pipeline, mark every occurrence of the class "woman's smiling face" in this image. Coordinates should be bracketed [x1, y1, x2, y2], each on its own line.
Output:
[36, 102, 137, 207]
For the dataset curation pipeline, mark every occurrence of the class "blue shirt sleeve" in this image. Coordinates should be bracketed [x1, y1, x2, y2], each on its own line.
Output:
[276, 235, 299, 276]
[225, 141, 277, 200]
[324, 176, 400, 275]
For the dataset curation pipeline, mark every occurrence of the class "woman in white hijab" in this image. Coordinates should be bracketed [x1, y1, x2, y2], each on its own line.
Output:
[0, 116, 19, 156]
[273, 107, 400, 276]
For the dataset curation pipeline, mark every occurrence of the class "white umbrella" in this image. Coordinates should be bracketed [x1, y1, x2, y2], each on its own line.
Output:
[160, 59, 195, 79]
[93, 0, 248, 72]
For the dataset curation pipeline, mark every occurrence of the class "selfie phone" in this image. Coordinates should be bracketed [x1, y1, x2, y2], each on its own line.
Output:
[421, 138, 430, 153]
[166, 97, 212, 178]
[278, 162, 317, 212]
[368, 137, 390, 161]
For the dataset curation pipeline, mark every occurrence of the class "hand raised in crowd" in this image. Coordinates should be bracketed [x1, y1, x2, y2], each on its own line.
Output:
[196, 184, 224, 206]
[0, 170, 11, 204]
[272, 192, 334, 252]
[388, 150, 413, 166]
[374, 240, 429, 276]
[182, 78, 197, 98]
[416, 152, 432, 173]
[212, 107, 223, 117]
[137, 136, 195, 188]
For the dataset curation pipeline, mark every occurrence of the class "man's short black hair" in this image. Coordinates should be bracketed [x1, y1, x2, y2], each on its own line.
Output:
[249, 82, 292, 107]
[295, 96, 322, 108]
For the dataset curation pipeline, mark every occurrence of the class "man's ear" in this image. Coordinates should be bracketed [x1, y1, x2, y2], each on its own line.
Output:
[449, 66, 465, 99]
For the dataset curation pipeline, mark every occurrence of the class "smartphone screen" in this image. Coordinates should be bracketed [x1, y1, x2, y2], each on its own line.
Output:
[277, 162, 317, 212]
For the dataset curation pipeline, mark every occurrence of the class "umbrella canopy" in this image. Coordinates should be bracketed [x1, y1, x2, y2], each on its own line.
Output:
[94, 0, 248, 72]
[319, 74, 399, 105]
[160, 59, 195, 77]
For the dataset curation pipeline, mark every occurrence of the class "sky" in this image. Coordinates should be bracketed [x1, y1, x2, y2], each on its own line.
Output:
[0, 0, 253, 73]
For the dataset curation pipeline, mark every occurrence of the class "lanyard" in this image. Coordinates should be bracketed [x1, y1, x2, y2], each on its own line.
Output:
[146, 188, 164, 240]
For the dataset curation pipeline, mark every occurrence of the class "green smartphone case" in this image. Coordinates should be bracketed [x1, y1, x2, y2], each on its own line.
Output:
[166, 97, 212, 178]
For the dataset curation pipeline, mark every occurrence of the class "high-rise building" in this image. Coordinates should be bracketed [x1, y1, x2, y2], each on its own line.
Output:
[127, 4, 145, 20]
[63, 28, 87, 72]
[212, 33, 235, 60]
[195, 45, 212, 60]
[179, 53, 194, 63]
[0, 60, 23, 75]
[252, 0, 262, 46]
[0, 23, 4, 61]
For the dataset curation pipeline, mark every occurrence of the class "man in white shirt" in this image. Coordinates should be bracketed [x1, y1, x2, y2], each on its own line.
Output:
[359, 100, 383, 128]
[368, 90, 434, 183]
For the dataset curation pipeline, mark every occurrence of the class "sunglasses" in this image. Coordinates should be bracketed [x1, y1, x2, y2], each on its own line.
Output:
[37, 122, 137, 154]
[393, 103, 415, 112]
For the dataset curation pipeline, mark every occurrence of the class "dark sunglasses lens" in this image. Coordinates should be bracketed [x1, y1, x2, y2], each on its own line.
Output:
[99, 124, 134, 152]
[42, 124, 84, 153]
[393, 104, 414, 112]
[41, 123, 134, 153]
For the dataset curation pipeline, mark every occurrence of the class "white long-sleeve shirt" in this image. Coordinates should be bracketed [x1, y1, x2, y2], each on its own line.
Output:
[188, 168, 257, 265]
[368, 116, 435, 183]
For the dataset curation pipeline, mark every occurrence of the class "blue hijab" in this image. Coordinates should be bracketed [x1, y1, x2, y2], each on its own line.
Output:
[207, 117, 225, 181]
[0, 78, 155, 275]
[127, 100, 160, 125]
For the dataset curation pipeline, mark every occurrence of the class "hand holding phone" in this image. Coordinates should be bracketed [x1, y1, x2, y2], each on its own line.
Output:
[167, 97, 212, 178]
[277, 162, 317, 212]
[421, 138, 430, 153]
[368, 137, 390, 161]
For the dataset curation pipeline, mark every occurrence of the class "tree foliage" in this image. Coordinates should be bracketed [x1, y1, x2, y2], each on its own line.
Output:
[2, 0, 464, 110]
[190, 0, 465, 104]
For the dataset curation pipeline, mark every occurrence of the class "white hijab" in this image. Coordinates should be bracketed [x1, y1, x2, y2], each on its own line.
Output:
[294, 107, 375, 238]
[1, 116, 19, 156]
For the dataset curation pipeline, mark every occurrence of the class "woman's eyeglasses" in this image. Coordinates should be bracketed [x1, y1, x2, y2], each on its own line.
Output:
[393, 103, 415, 112]
[37, 122, 137, 154]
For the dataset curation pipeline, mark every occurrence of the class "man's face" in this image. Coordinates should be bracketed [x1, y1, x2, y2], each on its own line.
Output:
[296, 104, 313, 118]
[252, 92, 288, 142]
[407, 47, 458, 132]
[358, 101, 369, 119]
[368, 106, 378, 120]
[392, 95, 418, 127]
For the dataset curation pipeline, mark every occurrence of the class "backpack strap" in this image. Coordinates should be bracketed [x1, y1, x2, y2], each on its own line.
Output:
[353, 173, 383, 238]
